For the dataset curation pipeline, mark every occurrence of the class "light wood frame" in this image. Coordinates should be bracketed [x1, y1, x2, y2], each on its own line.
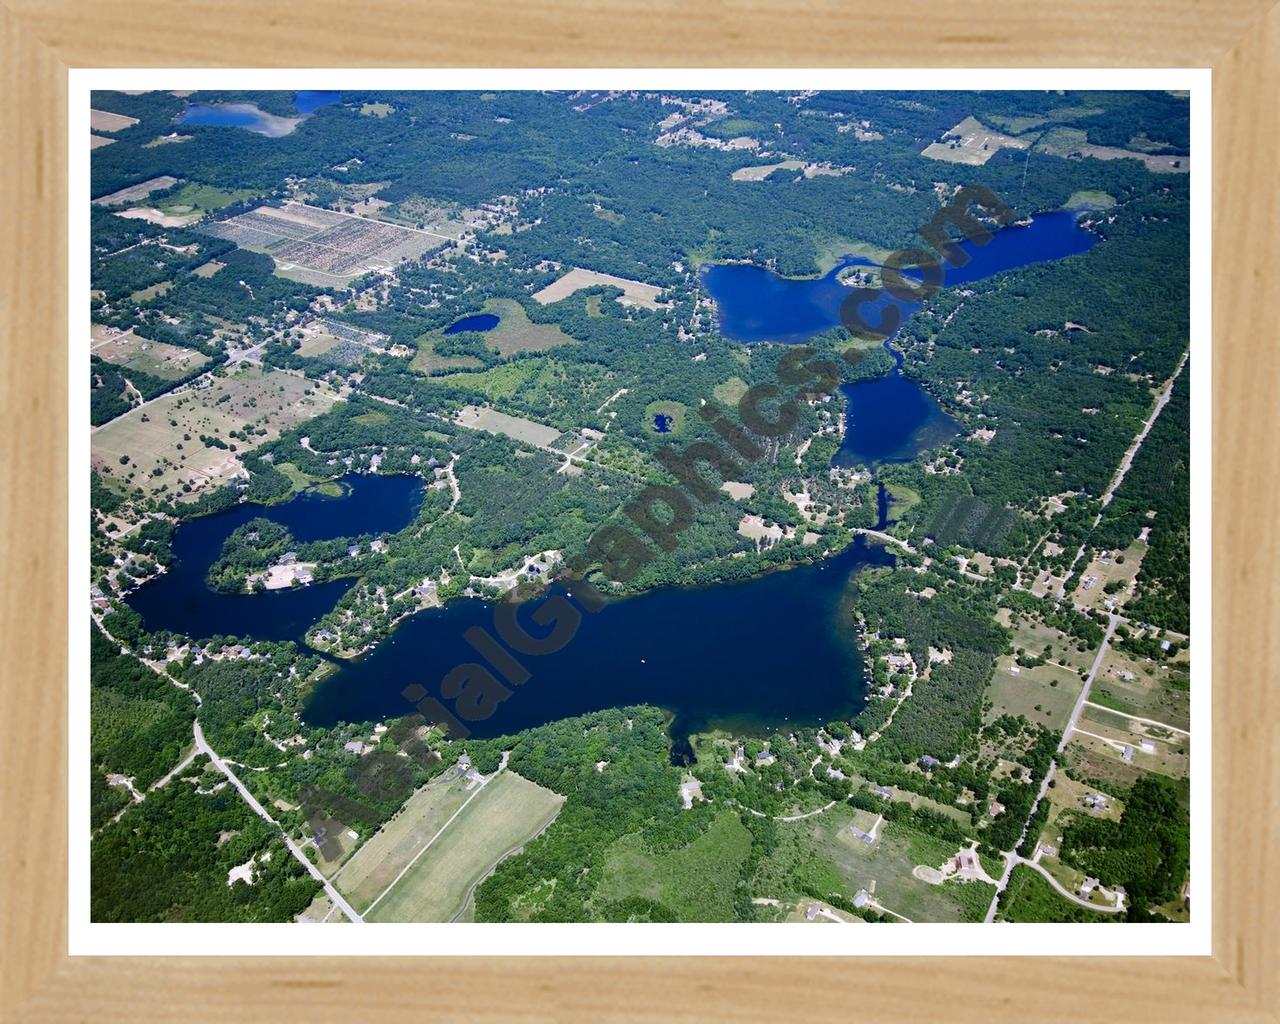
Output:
[2, 3, 1277, 1020]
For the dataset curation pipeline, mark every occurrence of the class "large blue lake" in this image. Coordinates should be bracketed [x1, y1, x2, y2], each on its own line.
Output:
[127, 474, 423, 642]
[701, 210, 1098, 464]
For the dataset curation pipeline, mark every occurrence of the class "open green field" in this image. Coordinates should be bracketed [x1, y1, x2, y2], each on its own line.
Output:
[985, 655, 1084, 732]
[156, 183, 259, 218]
[366, 771, 564, 922]
[456, 404, 562, 449]
[130, 280, 173, 303]
[645, 400, 688, 437]
[334, 771, 476, 912]
[94, 331, 211, 381]
[92, 366, 337, 499]
[712, 376, 749, 406]
[594, 811, 752, 922]
[433, 360, 539, 401]
[1078, 704, 1190, 779]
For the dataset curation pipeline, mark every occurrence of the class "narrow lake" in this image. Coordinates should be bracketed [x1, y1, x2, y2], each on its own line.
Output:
[700, 210, 1098, 464]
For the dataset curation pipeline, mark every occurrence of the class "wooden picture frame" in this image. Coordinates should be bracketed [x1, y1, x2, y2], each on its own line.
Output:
[2, 2, 1276, 1019]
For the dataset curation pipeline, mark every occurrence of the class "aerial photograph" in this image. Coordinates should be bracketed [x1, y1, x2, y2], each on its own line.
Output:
[86, 87, 1191, 927]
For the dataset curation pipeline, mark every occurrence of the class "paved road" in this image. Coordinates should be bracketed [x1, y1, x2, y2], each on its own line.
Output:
[194, 720, 363, 923]
[855, 528, 916, 554]
[1059, 612, 1120, 754]
[984, 610, 1122, 921]
[1099, 348, 1189, 509]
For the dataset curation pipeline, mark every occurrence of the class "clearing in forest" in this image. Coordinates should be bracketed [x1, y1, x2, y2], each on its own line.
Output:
[365, 771, 564, 922]
[532, 267, 668, 310]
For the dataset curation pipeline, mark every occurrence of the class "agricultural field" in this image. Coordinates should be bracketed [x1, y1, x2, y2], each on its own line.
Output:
[455, 405, 563, 449]
[333, 770, 477, 911]
[93, 175, 181, 208]
[89, 135, 116, 150]
[92, 327, 211, 381]
[365, 771, 564, 922]
[594, 811, 753, 921]
[91, 365, 337, 499]
[206, 202, 448, 287]
[89, 107, 139, 133]
[532, 267, 668, 310]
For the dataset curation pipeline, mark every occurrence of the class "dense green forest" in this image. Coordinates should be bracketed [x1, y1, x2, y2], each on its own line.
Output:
[91, 759, 320, 922]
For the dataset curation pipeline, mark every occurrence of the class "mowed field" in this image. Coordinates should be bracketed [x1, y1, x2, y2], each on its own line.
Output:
[365, 771, 565, 922]
[91, 366, 337, 499]
[921, 116, 1033, 166]
[90, 108, 139, 133]
[92, 328, 211, 381]
[93, 175, 181, 208]
[332, 770, 477, 912]
[532, 267, 667, 310]
[455, 404, 562, 449]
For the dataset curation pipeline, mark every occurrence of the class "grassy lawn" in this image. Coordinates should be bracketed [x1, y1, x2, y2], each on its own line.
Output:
[365, 771, 564, 922]
[595, 811, 752, 921]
